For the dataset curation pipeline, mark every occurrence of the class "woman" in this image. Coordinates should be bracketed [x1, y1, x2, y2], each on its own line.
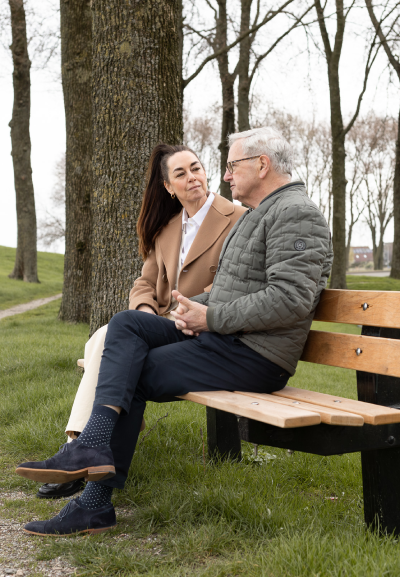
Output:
[37, 143, 246, 499]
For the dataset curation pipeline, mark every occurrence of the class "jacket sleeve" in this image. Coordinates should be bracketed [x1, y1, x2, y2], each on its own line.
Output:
[190, 292, 210, 306]
[206, 203, 332, 334]
[129, 249, 160, 314]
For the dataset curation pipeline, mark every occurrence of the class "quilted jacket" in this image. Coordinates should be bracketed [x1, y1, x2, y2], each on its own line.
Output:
[191, 181, 333, 375]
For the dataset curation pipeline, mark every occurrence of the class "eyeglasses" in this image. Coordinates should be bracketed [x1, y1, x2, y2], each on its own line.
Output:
[226, 155, 261, 174]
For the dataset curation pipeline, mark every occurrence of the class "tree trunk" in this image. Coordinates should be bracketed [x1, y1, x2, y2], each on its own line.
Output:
[216, 0, 234, 201]
[330, 130, 347, 287]
[8, 0, 38, 283]
[58, 0, 93, 323]
[391, 106, 400, 278]
[315, 0, 347, 289]
[90, 0, 182, 336]
[237, 0, 252, 132]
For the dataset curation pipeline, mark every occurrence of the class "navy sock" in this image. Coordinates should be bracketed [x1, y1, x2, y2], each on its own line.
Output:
[79, 482, 113, 510]
[78, 405, 119, 448]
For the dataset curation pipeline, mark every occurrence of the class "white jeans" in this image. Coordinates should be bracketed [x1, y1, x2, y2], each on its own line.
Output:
[65, 324, 108, 439]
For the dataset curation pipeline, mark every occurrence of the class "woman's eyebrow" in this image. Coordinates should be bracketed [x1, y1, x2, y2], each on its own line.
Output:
[173, 161, 200, 173]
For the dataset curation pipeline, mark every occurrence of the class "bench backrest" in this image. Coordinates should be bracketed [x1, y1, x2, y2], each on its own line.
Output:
[301, 289, 400, 377]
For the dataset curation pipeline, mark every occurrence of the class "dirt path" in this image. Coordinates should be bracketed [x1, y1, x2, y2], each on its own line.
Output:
[0, 294, 63, 320]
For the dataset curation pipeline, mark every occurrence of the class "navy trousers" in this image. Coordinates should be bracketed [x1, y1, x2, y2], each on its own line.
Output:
[94, 310, 290, 488]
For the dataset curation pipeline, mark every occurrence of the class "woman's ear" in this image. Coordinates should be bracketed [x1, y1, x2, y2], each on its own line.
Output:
[164, 181, 172, 195]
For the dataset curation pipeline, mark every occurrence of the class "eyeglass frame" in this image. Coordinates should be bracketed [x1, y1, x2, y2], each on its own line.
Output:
[226, 155, 261, 174]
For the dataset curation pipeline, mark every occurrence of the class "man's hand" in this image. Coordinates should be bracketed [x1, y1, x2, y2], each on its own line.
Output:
[170, 290, 209, 336]
[137, 304, 156, 315]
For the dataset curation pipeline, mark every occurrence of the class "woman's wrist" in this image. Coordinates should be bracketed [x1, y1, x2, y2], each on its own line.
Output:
[137, 304, 157, 314]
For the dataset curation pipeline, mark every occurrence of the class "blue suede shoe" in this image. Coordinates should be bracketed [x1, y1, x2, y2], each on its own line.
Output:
[16, 440, 115, 483]
[24, 497, 117, 536]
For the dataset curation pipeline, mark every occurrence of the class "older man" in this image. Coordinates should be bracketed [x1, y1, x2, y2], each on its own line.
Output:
[17, 126, 333, 536]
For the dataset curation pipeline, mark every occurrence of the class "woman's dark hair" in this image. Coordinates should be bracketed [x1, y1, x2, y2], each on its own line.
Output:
[137, 143, 202, 259]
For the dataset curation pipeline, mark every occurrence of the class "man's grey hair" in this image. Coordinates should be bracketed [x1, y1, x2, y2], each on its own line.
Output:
[228, 126, 293, 176]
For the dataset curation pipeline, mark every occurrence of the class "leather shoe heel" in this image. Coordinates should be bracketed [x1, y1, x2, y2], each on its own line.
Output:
[85, 466, 116, 482]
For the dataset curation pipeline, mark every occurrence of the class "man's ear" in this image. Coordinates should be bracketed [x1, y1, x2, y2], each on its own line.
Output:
[259, 155, 270, 178]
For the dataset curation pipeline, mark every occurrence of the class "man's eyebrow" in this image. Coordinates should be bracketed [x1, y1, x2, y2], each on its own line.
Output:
[173, 161, 200, 173]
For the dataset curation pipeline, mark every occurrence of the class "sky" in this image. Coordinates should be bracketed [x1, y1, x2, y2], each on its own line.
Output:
[0, 0, 398, 254]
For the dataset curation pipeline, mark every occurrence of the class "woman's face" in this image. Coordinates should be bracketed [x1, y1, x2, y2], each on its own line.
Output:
[165, 151, 208, 205]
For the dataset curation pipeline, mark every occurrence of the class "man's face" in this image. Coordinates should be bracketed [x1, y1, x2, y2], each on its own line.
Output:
[223, 140, 259, 207]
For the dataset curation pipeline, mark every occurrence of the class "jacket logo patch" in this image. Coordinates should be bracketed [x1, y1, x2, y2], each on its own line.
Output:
[294, 239, 306, 251]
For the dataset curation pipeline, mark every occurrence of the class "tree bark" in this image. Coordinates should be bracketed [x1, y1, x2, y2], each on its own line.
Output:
[216, 0, 235, 200]
[237, 0, 252, 132]
[8, 0, 38, 283]
[58, 0, 93, 323]
[391, 106, 400, 277]
[90, 0, 183, 336]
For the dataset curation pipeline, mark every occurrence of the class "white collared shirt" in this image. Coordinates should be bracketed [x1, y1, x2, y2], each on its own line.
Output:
[180, 192, 215, 271]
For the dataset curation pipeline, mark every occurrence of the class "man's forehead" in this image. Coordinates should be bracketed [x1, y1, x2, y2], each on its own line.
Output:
[228, 139, 243, 160]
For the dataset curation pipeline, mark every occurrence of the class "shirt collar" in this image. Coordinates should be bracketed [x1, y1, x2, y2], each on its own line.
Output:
[182, 192, 215, 229]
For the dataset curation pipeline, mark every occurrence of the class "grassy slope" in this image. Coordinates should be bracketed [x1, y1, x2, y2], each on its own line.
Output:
[2, 283, 400, 575]
[0, 245, 64, 310]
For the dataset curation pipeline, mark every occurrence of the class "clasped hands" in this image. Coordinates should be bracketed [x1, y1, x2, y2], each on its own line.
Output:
[170, 290, 208, 336]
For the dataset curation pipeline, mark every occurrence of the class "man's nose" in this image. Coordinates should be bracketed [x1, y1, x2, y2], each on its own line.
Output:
[223, 168, 232, 182]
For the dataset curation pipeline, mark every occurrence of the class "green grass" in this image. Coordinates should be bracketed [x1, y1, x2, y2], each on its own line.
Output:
[346, 275, 400, 291]
[2, 302, 400, 576]
[0, 245, 64, 310]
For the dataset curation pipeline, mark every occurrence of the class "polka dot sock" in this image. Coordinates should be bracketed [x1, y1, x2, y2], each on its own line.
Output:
[78, 405, 119, 448]
[79, 482, 113, 510]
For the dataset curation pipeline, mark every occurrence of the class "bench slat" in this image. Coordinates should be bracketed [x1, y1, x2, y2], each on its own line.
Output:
[300, 330, 400, 377]
[314, 289, 400, 328]
[179, 390, 321, 428]
[273, 386, 400, 425]
[234, 391, 364, 426]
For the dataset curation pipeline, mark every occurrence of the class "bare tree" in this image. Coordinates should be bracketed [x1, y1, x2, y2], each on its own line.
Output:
[58, 0, 93, 324]
[183, 0, 307, 199]
[8, 0, 38, 283]
[38, 154, 65, 248]
[313, 0, 380, 288]
[365, 0, 400, 277]
[361, 114, 396, 269]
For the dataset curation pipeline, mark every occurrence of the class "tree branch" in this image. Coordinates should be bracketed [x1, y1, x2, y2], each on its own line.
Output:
[249, 4, 314, 85]
[342, 35, 380, 137]
[365, 0, 400, 78]
[183, 0, 296, 88]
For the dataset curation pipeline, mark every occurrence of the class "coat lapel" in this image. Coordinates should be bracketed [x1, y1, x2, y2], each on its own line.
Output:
[182, 201, 230, 268]
[157, 211, 182, 286]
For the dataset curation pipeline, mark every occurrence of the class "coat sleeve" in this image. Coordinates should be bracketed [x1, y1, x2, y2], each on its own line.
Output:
[190, 292, 210, 306]
[206, 203, 332, 334]
[129, 249, 160, 314]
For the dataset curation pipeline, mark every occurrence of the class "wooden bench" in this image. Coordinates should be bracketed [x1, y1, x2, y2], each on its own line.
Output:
[78, 289, 400, 534]
[180, 289, 400, 536]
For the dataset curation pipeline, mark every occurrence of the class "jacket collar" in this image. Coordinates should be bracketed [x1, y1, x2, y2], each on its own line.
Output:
[156, 194, 234, 281]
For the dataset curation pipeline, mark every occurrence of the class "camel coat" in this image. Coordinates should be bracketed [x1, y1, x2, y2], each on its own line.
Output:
[129, 194, 246, 314]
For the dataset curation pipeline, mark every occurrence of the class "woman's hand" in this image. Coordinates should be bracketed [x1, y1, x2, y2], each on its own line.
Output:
[137, 304, 156, 315]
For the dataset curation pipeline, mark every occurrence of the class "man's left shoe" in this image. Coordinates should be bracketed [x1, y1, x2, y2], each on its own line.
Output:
[24, 498, 117, 536]
[16, 439, 115, 483]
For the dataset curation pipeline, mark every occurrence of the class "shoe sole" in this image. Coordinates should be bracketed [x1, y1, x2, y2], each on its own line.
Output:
[16, 465, 115, 483]
[23, 524, 117, 536]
